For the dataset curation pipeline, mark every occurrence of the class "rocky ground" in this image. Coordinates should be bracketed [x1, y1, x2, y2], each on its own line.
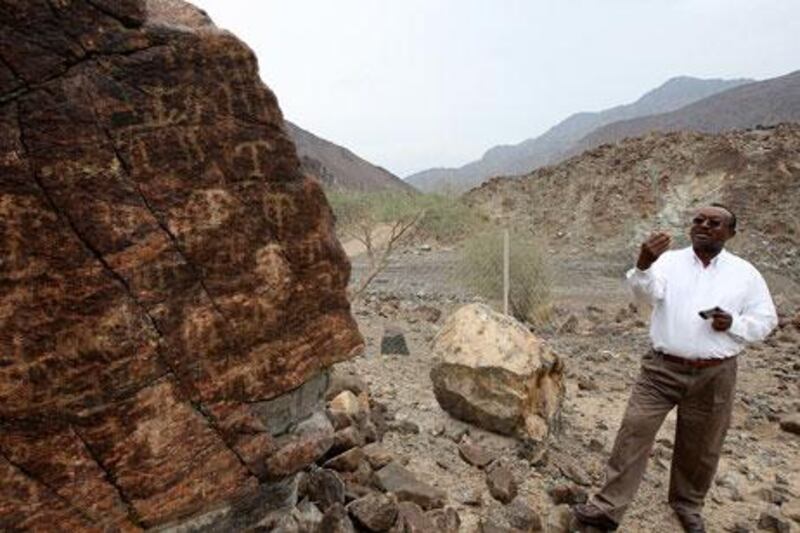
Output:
[330, 246, 800, 532]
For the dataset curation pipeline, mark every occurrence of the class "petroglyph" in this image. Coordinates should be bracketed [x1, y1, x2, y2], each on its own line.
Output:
[291, 237, 326, 267]
[254, 244, 293, 294]
[178, 188, 238, 232]
[262, 191, 297, 233]
[125, 137, 155, 174]
[235, 140, 274, 178]
[180, 304, 226, 362]
[215, 82, 236, 116]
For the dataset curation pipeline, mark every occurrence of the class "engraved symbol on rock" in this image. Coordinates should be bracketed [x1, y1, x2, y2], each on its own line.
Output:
[294, 238, 325, 266]
[316, 269, 334, 290]
[262, 192, 296, 234]
[143, 87, 190, 128]
[235, 140, 273, 179]
[126, 138, 154, 174]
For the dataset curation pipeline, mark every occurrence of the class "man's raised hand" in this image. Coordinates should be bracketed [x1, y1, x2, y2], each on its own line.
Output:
[636, 231, 672, 270]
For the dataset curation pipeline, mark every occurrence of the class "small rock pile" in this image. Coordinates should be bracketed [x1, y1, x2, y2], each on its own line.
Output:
[257, 369, 461, 532]
[453, 434, 594, 533]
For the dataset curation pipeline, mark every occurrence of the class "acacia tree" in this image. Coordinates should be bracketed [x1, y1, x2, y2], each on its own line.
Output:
[328, 191, 425, 299]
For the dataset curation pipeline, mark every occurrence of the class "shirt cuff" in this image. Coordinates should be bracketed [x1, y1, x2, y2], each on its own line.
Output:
[727, 314, 747, 341]
[626, 266, 654, 280]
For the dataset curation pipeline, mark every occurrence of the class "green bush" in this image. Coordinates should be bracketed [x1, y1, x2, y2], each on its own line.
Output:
[457, 229, 552, 324]
[327, 191, 485, 243]
[415, 194, 486, 242]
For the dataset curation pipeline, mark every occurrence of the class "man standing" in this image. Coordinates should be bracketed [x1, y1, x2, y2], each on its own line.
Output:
[573, 205, 778, 532]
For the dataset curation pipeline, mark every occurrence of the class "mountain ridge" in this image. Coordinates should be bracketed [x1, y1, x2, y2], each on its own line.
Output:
[406, 76, 753, 193]
[575, 70, 800, 153]
[287, 121, 417, 193]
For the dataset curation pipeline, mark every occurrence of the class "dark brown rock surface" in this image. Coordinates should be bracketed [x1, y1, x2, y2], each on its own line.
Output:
[0, 0, 363, 529]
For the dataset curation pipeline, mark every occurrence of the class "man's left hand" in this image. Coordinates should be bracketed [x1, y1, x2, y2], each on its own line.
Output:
[711, 309, 733, 331]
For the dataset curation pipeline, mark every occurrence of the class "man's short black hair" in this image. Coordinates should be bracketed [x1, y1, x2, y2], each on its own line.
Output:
[710, 202, 737, 231]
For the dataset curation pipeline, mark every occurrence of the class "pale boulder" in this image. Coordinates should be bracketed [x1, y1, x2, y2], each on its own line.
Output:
[329, 391, 364, 419]
[429, 304, 565, 441]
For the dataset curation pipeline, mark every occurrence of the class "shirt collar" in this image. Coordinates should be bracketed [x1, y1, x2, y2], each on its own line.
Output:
[691, 247, 728, 269]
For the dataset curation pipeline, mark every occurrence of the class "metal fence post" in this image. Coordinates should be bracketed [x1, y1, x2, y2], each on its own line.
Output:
[503, 228, 509, 316]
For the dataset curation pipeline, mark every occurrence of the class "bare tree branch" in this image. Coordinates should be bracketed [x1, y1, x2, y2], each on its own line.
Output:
[349, 210, 425, 300]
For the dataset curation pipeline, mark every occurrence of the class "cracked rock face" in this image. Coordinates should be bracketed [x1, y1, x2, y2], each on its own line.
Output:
[0, 0, 363, 529]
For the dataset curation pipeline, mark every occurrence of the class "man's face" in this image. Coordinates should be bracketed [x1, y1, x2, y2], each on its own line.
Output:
[689, 206, 735, 252]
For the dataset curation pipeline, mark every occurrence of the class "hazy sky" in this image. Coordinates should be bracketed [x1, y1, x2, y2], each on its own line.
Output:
[190, 1, 799, 177]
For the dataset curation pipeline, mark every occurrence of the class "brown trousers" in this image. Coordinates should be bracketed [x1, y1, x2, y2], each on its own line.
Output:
[592, 350, 737, 523]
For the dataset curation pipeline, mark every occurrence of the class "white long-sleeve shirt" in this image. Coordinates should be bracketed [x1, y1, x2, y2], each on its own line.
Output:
[627, 247, 778, 360]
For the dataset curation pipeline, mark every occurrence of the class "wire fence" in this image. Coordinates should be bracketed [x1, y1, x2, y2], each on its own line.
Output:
[330, 191, 621, 334]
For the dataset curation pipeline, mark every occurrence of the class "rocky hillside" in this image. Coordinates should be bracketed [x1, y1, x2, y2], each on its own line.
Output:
[407, 76, 750, 193]
[466, 124, 800, 278]
[287, 121, 417, 193]
[578, 70, 800, 153]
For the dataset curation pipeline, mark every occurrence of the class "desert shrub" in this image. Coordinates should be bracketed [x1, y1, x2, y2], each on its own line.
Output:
[415, 194, 486, 242]
[457, 228, 552, 324]
[328, 190, 486, 244]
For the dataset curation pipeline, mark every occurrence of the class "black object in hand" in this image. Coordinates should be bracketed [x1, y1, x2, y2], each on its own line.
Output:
[698, 306, 722, 320]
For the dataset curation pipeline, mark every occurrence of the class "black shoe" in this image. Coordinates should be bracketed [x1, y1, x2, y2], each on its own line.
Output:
[673, 508, 706, 533]
[572, 503, 619, 531]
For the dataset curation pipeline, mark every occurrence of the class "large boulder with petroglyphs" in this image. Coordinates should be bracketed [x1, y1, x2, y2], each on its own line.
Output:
[0, 0, 362, 529]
